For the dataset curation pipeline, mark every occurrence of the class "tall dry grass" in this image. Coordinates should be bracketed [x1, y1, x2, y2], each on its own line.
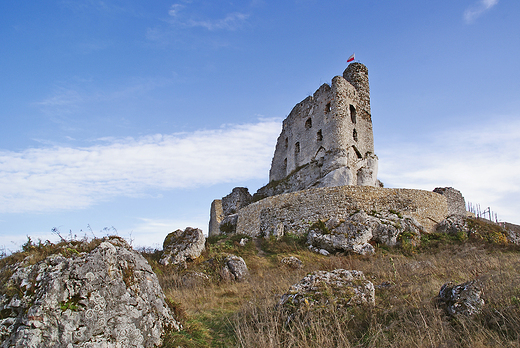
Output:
[144, 234, 520, 348]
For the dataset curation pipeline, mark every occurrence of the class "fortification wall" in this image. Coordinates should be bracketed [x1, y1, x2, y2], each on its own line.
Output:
[236, 186, 448, 237]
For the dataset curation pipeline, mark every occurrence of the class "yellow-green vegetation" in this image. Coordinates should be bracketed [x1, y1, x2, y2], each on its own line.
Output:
[142, 219, 520, 348]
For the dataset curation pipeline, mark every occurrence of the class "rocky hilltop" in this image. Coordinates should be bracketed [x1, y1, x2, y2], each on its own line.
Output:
[0, 237, 180, 348]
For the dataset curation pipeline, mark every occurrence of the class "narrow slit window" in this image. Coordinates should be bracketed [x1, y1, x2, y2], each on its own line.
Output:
[350, 105, 357, 124]
[305, 117, 312, 129]
[285, 137, 288, 148]
[353, 129, 358, 142]
[295, 142, 300, 154]
[317, 129, 323, 141]
[353, 146, 362, 159]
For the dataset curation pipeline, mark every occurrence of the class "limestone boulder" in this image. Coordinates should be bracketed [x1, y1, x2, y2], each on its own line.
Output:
[279, 269, 375, 311]
[280, 256, 303, 269]
[307, 210, 423, 255]
[220, 255, 249, 282]
[307, 211, 374, 255]
[437, 280, 484, 316]
[436, 215, 471, 236]
[0, 237, 180, 348]
[160, 227, 205, 266]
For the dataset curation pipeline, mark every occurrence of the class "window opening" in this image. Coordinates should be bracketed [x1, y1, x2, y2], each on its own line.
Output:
[353, 129, 358, 142]
[350, 105, 357, 124]
[305, 118, 312, 129]
[352, 146, 362, 159]
[285, 137, 288, 148]
[325, 102, 331, 113]
[317, 129, 323, 141]
[295, 142, 300, 154]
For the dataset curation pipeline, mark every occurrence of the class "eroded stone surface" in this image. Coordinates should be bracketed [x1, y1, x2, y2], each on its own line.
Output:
[160, 227, 205, 266]
[438, 280, 484, 316]
[220, 255, 249, 282]
[280, 256, 303, 269]
[0, 237, 180, 348]
[279, 269, 375, 310]
[307, 210, 423, 255]
[436, 215, 471, 235]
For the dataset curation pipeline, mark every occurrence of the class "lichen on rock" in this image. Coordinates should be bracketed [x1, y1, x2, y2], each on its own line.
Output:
[0, 236, 180, 348]
[279, 269, 375, 311]
[307, 210, 423, 255]
[160, 227, 206, 267]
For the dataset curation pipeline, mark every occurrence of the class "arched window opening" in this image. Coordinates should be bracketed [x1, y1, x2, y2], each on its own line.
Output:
[305, 117, 312, 129]
[350, 104, 357, 124]
[317, 129, 323, 142]
[295, 142, 300, 155]
[353, 129, 358, 142]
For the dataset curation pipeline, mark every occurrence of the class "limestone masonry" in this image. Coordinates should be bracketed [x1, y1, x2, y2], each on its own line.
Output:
[209, 62, 465, 238]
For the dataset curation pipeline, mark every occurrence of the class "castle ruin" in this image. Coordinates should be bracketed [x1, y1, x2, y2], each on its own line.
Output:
[256, 62, 380, 199]
[209, 62, 463, 238]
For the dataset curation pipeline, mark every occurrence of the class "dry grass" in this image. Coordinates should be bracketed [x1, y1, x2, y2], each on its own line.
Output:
[143, 232, 520, 348]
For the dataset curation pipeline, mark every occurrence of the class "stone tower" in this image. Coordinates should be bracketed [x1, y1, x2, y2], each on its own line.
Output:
[257, 62, 379, 198]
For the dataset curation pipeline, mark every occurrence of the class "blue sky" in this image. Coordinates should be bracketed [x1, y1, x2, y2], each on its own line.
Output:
[1, 0, 519, 251]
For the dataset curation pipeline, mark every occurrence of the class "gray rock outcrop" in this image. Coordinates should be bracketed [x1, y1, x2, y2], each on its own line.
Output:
[437, 280, 484, 316]
[307, 210, 423, 255]
[220, 255, 249, 282]
[160, 227, 205, 266]
[280, 256, 303, 269]
[222, 187, 252, 216]
[0, 237, 180, 348]
[279, 269, 375, 310]
[436, 215, 470, 235]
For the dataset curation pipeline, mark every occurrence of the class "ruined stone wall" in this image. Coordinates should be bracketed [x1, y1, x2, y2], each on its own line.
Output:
[236, 186, 448, 237]
[267, 63, 377, 196]
[209, 199, 223, 237]
[433, 187, 466, 216]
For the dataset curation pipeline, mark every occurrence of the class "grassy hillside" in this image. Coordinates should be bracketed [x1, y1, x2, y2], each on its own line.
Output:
[143, 219, 520, 348]
[1, 218, 519, 347]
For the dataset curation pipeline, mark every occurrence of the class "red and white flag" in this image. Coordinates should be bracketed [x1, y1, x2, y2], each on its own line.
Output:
[347, 53, 355, 62]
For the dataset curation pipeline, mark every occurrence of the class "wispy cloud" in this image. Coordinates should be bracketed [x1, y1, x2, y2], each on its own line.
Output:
[378, 117, 520, 223]
[464, 0, 499, 23]
[0, 120, 281, 214]
[167, 2, 249, 31]
[185, 12, 250, 31]
[35, 76, 172, 117]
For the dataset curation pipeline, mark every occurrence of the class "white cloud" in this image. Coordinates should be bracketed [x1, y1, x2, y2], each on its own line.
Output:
[464, 0, 499, 23]
[0, 120, 281, 214]
[186, 12, 249, 31]
[168, 4, 184, 17]
[378, 117, 520, 224]
[166, 2, 249, 31]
